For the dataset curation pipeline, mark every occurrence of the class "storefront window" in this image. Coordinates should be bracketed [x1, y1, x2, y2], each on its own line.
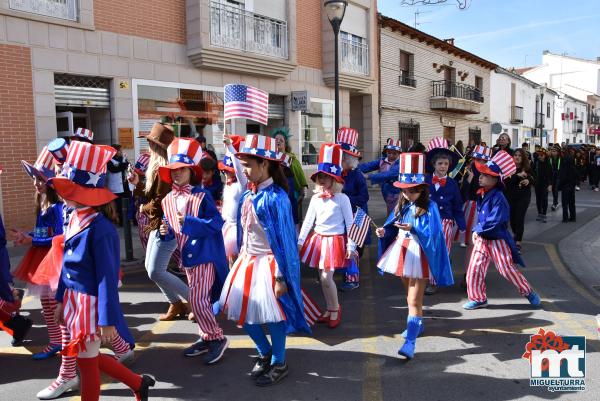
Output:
[301, 99, 334, 165]
[133, 80, 224, 159]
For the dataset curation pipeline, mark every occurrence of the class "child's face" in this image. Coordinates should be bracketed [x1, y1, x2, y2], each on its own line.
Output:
[316, 173, 334, 190]
[386, 150, 400, 162]
[433, 158, 450, 176]
[171, 167, 191, 186]
[65, 199, 84, 208]
[239, 156, 268, 183]
[401, 186, 422, 202]
[201, 170, 213, 183]
[33, 176, 46, 194]
[479, 173, 498, 188]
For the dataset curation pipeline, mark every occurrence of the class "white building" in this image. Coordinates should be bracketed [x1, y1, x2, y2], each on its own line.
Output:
[555, 95, 589, 145]
[490, 67, 556, 147]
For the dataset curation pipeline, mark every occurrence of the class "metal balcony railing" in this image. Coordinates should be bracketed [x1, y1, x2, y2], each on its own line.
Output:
[511, 106, 523, 123]
[431, 80, 483, 103]
[340, 38, 369, 76]
[589, 114, 600, 125]
[9, 0, 78, 21]
[209, 1, 288, 59]
[399, 74, 416, 87]
[536, 112, 545, 128]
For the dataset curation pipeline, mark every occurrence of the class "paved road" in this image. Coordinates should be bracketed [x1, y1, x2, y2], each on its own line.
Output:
[1, 188, 599, 401]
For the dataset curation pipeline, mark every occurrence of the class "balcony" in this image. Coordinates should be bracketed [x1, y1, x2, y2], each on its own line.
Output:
[510, 106, 523, 123]
[340, 38, 369, 76]
[399, 74, 416, 88]
[535, 113, 545, 128]
[589, 114, 600, 125]
[9, 0, 78, 21]
[430, 80, 482, 114]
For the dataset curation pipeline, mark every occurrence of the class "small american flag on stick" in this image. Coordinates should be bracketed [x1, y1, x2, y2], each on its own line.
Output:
[224, 84, 269, 125]
[348, 207, 373, 248]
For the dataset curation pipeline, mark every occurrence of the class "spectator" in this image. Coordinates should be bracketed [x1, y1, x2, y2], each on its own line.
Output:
[521, 142, 532, 162]
[549, 145, 561, 211]
[196, 135, 218, 161]
[199, 156, 223, 202]
[107, 144, 131, 225]
[455, 140, 465, 156]
[533, 148, 552, 223]
[558, 152, 578, 222]
[493, 133, 514, 156]
[505, 149, 534, 252]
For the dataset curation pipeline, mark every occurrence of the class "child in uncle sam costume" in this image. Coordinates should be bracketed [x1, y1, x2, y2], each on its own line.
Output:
[49, 141, 155, 401]
[463, 150, 541, 310]
[424, 137, 465, 295]
[219, 134, 310, 387]
[218, 134, 247, 264]
[376, 153, 453, 360]
[0, 164, 33, 347]
[358, 138, 402, 214]
[337, 127, 369, 291]
[158, 138, 230, 364]
[454, 144, 493, 248]
[13, 147, 64, 361]
[298, 143, 355, 329]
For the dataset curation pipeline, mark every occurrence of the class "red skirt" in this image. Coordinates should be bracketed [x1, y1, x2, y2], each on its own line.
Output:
[300, 233, 348, 271]
[13, 246, 50, 285]
[31, 235, 64, 290]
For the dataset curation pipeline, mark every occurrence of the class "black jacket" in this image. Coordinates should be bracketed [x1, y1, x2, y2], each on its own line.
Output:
[558, 156, 578, 191]
[533, 158, 552, 188]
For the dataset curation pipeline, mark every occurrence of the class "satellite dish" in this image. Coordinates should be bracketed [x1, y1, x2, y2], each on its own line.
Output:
[491, 123, 503, 135]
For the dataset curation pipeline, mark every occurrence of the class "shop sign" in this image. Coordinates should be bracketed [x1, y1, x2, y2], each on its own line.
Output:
[119, 128, 134, 149]
[291, 91, 308, 112]
[118, 80, 130, 90]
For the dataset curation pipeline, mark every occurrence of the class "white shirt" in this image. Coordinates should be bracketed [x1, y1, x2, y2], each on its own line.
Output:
[221, 143, 248, 224]
[298, 192, 356, 251]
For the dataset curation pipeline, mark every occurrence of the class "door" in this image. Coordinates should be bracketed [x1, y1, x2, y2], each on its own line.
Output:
[443, 126, 455, 145]
[444, 67, 456, 97]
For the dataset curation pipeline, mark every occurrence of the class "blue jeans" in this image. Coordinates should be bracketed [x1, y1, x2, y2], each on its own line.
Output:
[145, 230, 188, 304]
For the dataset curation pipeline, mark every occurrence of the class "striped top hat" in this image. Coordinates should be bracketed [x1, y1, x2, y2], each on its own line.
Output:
[394, 153, 427, 189]
[475, 150, 516, 179]
[337, 127, 361, 157]
[47, 138, 69, 164]
[425, 136, 459, 173]
[49, 141, 117, 206]
[158, 138, 203, 185]
[218, 135, 243, 173]
[280, 153, 292, 169]
[384, 138, 402, 152]
[73, 127, 94, 142]
[236, 134, 282, 161]
[471, 144, 493, 161]
[311, 143, 344, 184]
[21, 147, 56, 182]
[134, 153, 150, 175]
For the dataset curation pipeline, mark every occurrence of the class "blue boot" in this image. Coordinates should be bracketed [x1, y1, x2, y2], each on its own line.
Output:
[398, 316, 422, 360]
[400, 322, 425, 339]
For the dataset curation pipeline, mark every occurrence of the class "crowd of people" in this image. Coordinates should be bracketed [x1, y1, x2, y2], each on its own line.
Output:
[1, 122, 595, 400]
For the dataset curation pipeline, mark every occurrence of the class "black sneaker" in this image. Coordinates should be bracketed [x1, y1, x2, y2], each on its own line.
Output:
[250, 353, 272, 379]
[135, 374, 156, 401]
[183, 339, 209, 357]
[551, 204, 558, 211]
[424, 284, 436, 295]
[255, 362, 289, 387]
[7, 315, 33, 346]
[203, 337, 229, 365]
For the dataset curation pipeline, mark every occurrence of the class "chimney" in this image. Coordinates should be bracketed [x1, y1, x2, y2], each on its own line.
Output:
[444, 38, 455, 46]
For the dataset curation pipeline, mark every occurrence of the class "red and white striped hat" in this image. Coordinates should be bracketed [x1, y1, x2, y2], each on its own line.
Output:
[21, 146, 56, 182]
[426, 137, 449, 152]
[159, 138, 203, 184]
[47, 138, 69, 164]
[311, 143, 344, 183]
[236, 134, 281, 161]
[279, 153, 292, 169]
[471, 144, 493, 161]
[337, 127, 360, 157]
[134, 152, 151, 175]
[475, 150, 516, 179]
[49, 141, 117, 206]
[384, 138, 402, 152]
[426, 136, 459, 173]
[394, 152, 427, 189]
[73, 127, 94, 142]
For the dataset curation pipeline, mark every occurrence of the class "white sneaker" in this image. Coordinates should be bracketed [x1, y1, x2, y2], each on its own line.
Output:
[595, 188, 599, 192]
[460, 242, 467, 248]
[116, 348, 135, 364]
[37, 377, 79, 400]
[575, 186, 580, 191]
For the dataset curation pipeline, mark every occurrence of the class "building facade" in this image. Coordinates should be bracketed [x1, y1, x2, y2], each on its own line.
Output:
[555, 95, 589, 145]
[0, 0, 379, 230]
[379, 15, 496, 151]
[490, 67, 556, 148]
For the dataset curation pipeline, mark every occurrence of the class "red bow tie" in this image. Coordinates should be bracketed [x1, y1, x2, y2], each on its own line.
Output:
[477, 187, 490, 197]
[172, 184, 192, 196]
[432, 176, 447, 187]
[248, 182, 259, 194]
[319, 191, 334, 199]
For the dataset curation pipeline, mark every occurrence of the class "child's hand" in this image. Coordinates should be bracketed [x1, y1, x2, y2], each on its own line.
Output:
[345, 249, 354, 260]
[223, 134, 231, 146]
[100, 326, 117, 344]
[375, 227, 385, 238]
[395, 222, 412, 231]
[159, 222, 168, 236]
[177, 212, 184, 226]
[274, 280, 287, 298]
[547, 185, 552, 193]
[128, 171, 139, 185]
[54, 303, 64, 325]
[472, 232, 479, 242]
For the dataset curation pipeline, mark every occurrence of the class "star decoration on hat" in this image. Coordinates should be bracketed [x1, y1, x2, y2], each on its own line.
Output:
[265, 150, 273, 158]
[330, 166, 338, 174]
[401, 174, 408, 181]
[250, 148, 258, 155]
[86, 171, 102, 186]
[411, 175, 418, 182]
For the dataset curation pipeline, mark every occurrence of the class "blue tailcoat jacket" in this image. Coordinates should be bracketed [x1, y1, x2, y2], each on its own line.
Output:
[236, 184, 311, 335]
[426, 175, 466, 231]
[475, 187, 525, 267]
[56, 214, 135, 347]
[378, 201, 454, 287]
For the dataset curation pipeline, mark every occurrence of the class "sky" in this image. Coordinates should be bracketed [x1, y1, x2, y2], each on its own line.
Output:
[377, 0, 600, 68]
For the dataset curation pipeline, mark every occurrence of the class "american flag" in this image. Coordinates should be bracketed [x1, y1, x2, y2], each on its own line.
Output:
[348, 207, 372, 248]
[224, 84, 269, 125]
[301, 288, 322, 326]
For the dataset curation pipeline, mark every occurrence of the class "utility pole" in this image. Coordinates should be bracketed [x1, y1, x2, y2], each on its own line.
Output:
[413, 9, 431, 28]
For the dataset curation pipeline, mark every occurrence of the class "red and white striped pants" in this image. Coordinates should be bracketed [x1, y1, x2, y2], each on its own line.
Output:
[466, 236, 532, 302]
[441, 219, 455, 253]
[185, 264, 223, 341]
[41, 293, 62, 346]
[454, 201, 477, 245]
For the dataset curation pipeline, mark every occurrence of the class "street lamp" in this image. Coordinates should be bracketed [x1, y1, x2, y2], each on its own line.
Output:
[324, 0, 347, 141]
[538, 85, 545, 147]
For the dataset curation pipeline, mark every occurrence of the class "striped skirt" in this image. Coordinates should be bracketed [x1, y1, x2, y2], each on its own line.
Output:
[377, 232, 430, 279]
[300, 233, 348, 271]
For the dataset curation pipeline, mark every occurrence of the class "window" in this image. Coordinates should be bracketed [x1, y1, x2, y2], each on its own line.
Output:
[399, 121, 420, 149]
[468, 127, 482, 145]
[340, 31, 369, 75]
[547, 102, 551, 119]
[9, 0, 78, 22]
[399, 51, 415, 87]
[575, 108, 578, 118]
[475, 76, 483, 91]
[301, 99, 334, 165]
